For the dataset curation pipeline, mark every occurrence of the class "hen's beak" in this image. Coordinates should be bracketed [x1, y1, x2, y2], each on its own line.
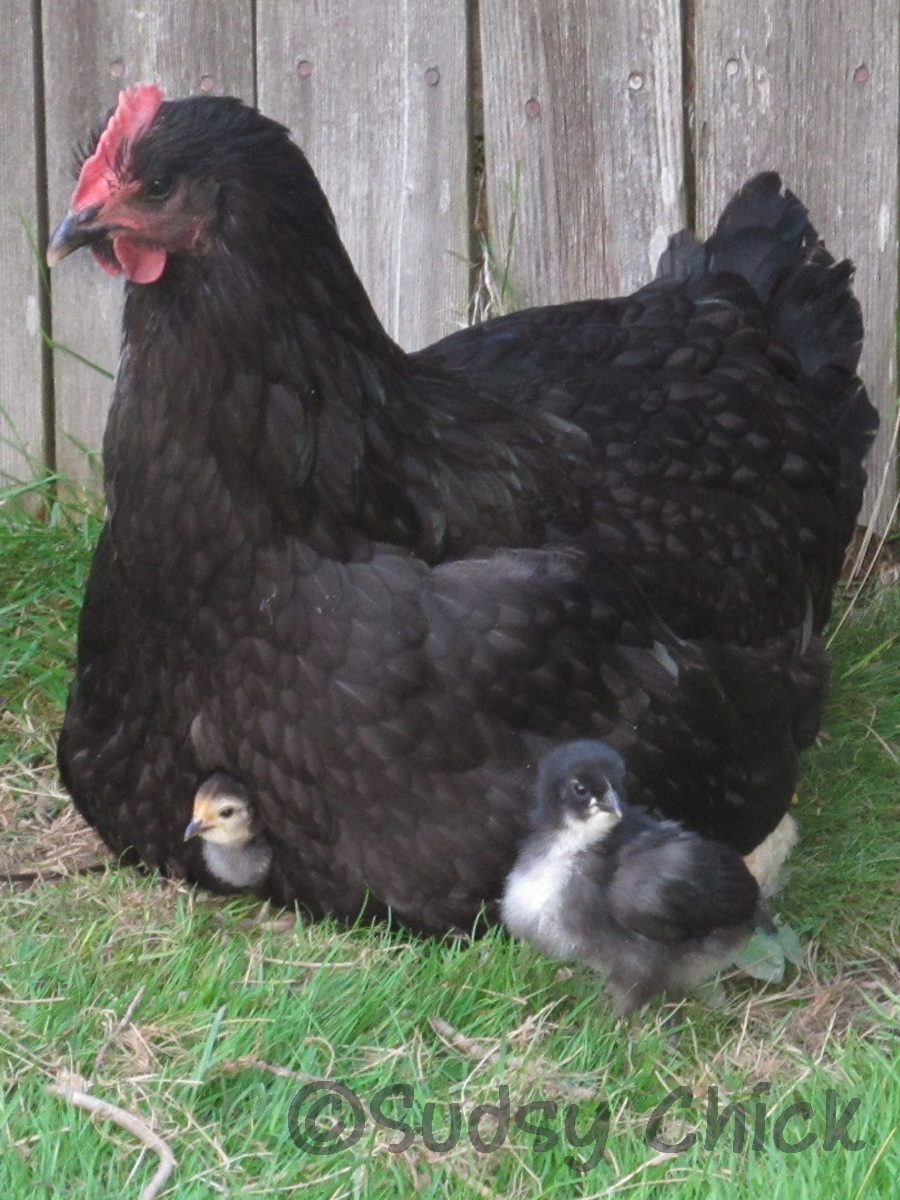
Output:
[184, 817, 212, 842]
[46, 205, 109, 266]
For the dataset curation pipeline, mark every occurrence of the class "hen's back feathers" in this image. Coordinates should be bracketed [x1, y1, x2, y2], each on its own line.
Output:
[422, 173, 876, 642]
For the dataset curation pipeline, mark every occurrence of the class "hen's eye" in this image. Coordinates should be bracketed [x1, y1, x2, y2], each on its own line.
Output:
[144, 178, 172, 201]
[219, 805, 235, 819]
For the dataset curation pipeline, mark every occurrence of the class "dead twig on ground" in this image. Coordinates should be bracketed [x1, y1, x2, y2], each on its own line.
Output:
[47, 1072, 176, 1200]
[219, 1055, 316, 1082]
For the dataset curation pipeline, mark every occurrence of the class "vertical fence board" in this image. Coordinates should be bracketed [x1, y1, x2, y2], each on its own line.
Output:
[41, 0, 254, 487]
[694, 0, 899, 529]
[479, 0, 685, 308]
[0, 4, 44, 491]
[256, 0, 471, 351]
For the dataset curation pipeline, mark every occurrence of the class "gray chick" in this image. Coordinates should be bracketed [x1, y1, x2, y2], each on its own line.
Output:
[502, 741, 766, 1013]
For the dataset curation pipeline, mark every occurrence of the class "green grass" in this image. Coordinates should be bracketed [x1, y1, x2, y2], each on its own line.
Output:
[1, 490, 898, 1198]
[0, 497, 99, 716]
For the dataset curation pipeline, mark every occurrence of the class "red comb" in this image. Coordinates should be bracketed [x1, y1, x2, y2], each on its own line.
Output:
[72, 84, 164, 211]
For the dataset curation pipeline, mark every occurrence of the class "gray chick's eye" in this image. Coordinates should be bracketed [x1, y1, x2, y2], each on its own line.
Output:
[564, 779, 591, 805]
[219, 806, 235, 819]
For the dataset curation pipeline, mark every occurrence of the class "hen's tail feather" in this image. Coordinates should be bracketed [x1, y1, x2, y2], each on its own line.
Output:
[657, 172, 878, 468]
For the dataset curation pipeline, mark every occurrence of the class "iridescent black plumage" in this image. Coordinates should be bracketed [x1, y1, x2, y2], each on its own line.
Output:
[53, 96, 877, 931]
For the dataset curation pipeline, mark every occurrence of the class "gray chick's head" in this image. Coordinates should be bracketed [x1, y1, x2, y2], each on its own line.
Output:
[534, 740, 627, 836]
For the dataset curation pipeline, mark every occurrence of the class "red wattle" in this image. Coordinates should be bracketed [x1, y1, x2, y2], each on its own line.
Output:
[113, 236, 168, 284]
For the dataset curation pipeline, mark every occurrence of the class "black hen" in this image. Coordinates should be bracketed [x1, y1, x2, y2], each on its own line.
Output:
[47, 87, 876, 931]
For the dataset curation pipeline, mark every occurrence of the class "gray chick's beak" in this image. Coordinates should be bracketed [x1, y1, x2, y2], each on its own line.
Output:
[605, 787, 623, 818]
[46, 205, 108, 266]
[183, 817, 209, 842]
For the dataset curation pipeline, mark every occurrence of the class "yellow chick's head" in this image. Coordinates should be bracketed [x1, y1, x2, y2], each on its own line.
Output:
[184, 773, 256, 847]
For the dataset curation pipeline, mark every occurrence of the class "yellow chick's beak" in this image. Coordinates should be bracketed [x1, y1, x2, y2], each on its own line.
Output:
[184, 816, 213, 842]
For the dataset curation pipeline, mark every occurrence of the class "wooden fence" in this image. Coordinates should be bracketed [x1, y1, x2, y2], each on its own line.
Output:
[1, 0, 897, 528]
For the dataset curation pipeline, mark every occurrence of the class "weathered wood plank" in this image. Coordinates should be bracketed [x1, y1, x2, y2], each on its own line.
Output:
[694, 0, 899, 529]
[41, 0, 254, 487]
[0, 3, 45, 491]
[256, 0, 471, 350]
[479, 0, 685, 307]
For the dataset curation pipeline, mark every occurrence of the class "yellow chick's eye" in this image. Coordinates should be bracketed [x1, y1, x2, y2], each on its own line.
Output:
[219, 806, 235, 819]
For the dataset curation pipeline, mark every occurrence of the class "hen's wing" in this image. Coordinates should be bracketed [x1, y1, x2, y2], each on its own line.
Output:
[416, 175, 877, 646]
[417, 285, 836, 646]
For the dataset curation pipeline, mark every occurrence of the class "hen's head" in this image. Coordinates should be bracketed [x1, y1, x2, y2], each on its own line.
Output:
[48, 84, 328, 285]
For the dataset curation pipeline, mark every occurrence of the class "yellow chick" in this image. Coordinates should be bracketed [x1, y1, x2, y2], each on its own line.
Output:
[184, 773, 272, 889]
